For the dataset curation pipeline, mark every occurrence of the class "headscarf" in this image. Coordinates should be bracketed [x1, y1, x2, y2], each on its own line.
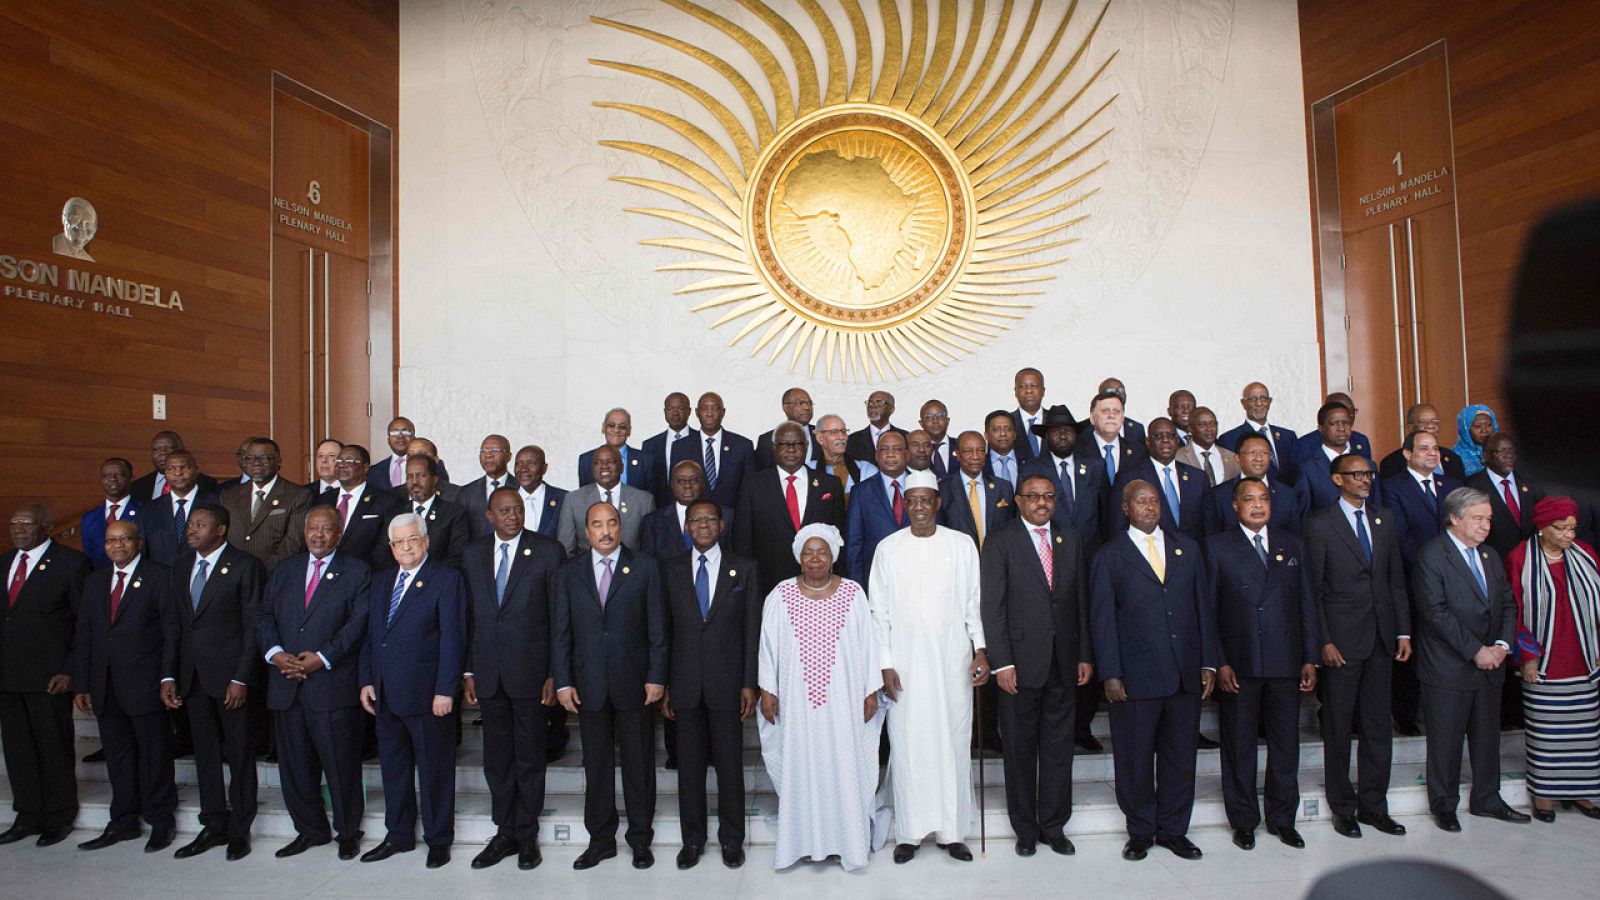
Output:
[791, 522, 843, 564]
[1516, 506, 1600, 677]
[1452, 404, 1498, 477]
[1532, 495, 1579, 531]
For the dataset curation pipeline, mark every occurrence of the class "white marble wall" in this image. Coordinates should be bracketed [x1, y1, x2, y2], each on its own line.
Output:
[399, 0, 1318, 484]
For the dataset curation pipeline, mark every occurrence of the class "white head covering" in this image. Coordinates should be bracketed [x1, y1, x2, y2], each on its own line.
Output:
[904, 469, 939, 493]
[791, 522, 844, 563]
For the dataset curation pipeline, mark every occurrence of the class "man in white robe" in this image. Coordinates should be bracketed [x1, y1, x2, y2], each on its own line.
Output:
[758, 524, 885, 871]
[870, 469, 988, 862]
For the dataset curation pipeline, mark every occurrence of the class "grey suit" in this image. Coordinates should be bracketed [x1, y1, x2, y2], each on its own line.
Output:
[1412, 533, 1517, 815]
[1175, 442, 1239, 487]
[556, 483, 655, 557]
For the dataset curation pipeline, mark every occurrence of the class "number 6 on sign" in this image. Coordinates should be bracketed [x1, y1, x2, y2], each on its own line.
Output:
[307, 179, 321, 205]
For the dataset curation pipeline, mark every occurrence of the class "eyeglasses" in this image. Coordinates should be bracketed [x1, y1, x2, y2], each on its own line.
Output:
[479, 447, 508, 455]
[1019, 492, 1057, 502]
[921, 413, 949, 421]
[103, 535, 137, 544]
[241, 455, 277, 463]
[686, 515, 721, 525]
[389, 536, 426, 548]
[334, 458, 365, 466]
[1335, 470, 1374, 480]
[603, 423, 630, 432]
[387, 429, 415, 438]
[817, 427, 848, 436]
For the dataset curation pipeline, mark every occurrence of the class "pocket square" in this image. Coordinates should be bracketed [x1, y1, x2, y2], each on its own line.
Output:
[1286, 558, 1300, 567]
[268, 509, 287, 516]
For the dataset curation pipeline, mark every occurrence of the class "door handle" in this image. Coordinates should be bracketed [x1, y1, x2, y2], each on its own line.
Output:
[1405, 217, 1422, 405]
[1387, 223, 1406, 437]
[307, 248, 316, 468]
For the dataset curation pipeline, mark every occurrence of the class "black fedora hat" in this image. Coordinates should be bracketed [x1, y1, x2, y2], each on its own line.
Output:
[1030, 404, 1079, 436]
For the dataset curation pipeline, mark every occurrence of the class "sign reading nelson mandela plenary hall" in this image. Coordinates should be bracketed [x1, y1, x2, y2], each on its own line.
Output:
[1, 197, 188, 319]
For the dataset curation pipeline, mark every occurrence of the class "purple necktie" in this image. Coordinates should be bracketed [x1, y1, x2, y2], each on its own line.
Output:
[598, 558, 614, 608]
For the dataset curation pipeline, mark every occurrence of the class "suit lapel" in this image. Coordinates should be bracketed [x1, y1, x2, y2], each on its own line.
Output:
[194, 549, 232, 619]
[1332, 509, 1371, 570]
[1445, 542, 1489, 602]
[499, 532, 536, 611]
[800, 473, 829, 528]
[306, 553, 342, 614]
[602, 550, 630, 608]
[385, 558, 430, 633]
[1124, 532, 1163, 586]
[704, 559, 738, 624]
[110, 559, 144, 626]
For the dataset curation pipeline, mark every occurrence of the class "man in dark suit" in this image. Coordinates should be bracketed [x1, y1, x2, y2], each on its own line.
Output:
[1019, 406, 1106, 556]
[357, 512, 467, 868]
[130, 430, 219, 502]
[1111, 418, 1205, 541]
[138, 450, 218, 568]
[367, 416, 417, 493]
[1412, 488, 1529, 830]
[984, 409, 1023, 490]
[1078, 390, 1146, 487]
[312, 444, 398, 568]
[845, 431, 911, 585]
[733, 422, 847, 597]
[660, 499, 759, 869]
[1382, 431, 1463, 735]
[641, 461, 732, 560]
[1089, 481, 1217, 861]
[1378, 404, 1468, 482]
[159, 503, 266, 860]
[1303, 453, 1412, 839]
[1076, 378, 1146, 445]
[1167, 390, 1196, 445]
[906, 428, 936, 475]
[1, 504, 91, 847]
[1294, 401, 1381, 514]
[221, 437, 311, 569]
[392, 437, 458, 505]
[553, 501, 667, 871]
[1293, 392, 1374, 464]
[1206, 478, 1320, 851]
[558, 446, 655, 557]
[460, 434, 513, 541]
[919, 399, 960, 480]
[72, 520, 177, 852]
[1009, 367, 1048, 463]
[578, 408, 657, 496]
[82, 457, 142, 568]
[1202, 432, 1304, 536]
[845, 390, 907, 464]
[461, 488, 565, 871]
[643, 393, 698, 507]
[941, 431, 1019, 547]
[981, 475, 1091, 857]
[670, 392, 756, 511]
[753, 388, 820, 471]
[513, 445, 566, 540]
[1217, 382, 1297, 484]
[1463, 432, 1541, 730]
[394, 456, 470, 571]
[306, 438, 343, 496]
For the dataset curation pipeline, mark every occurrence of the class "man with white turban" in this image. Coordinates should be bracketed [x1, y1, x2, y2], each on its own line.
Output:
[757, 523, 886, 870]
[870, 469, 988, 862]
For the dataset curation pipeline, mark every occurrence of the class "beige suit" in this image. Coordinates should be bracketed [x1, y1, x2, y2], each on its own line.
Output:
[1176, 442, 1239, 487]
[220, 477, 311, 569]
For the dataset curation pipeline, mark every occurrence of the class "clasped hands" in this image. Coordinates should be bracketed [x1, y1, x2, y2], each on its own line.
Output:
[269, 650, 326, 681]
[1473, 644, 1509, 671]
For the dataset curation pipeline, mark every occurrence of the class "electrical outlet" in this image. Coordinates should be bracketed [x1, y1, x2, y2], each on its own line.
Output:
[152, 394, 167, 420]
[554, 824, 570, 842]
[1304, 798, 1319, 816]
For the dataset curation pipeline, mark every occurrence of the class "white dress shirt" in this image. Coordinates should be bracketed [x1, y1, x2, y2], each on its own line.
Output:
[264, 551, 337, 670]
[336, 481, 368, 529]
[1194, 444, 1225, 486]
[690, 543, 722, 607]
[1127, 525, 1165, 558]
[412, 494, 436, 518]
[777, 466, 810, 521]
[699, 430, 725, 478]
[519, 483, 548, 529]
[1321, 443, 1346, 463]
[591, 548, 621, 594]
[10, 539, 52, 584]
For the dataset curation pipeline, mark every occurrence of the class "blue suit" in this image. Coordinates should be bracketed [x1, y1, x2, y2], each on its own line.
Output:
[669, 429, 756, 511]
[1218, 422, 1298, 483]
[1018, 454, 1107, 554]
[938, 473, 1017, 547]
[1201, 476, 1305, 536]
[81, 499, 143, 569]
[359, 557, 466, 849]
[1111, 459, 1207, 542]
[137, 490, 218, 567]
[1292, 429, 1373, 465]
[1381, 471, 1462, 568]
[525, 485, 567, 540]
[1294, 448, 1384, 515]
[642, 428, 698, 507]
[844, 472, 910, 584]
[367, 455, 452, 493]
[578, 444, 658, 497]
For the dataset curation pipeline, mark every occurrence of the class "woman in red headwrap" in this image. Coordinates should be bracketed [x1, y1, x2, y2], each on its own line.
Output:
[1505, 495, 1600, 821]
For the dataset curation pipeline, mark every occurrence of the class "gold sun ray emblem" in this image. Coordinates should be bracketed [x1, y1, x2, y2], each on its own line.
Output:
[593, 0, 1117, 380]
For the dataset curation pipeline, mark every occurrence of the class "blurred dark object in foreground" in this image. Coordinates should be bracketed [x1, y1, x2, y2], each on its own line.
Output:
[1305, 859, 1510, 900]
[1504, 197, 1600, 499]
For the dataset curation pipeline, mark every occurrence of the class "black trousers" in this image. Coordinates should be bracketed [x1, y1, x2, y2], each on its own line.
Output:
[97, 679, 176, 833]
[1392, 655, 1420, 726]
[375, 700, 456, 848]
[184, 683, 257, 839]
[1075, 673, 1102, 739]
[579, 705, 656, 851]
[997, 655, 1077, 842]
[1218, 676, 1300, 830]
[1320, 653, 1393, 817]
[1423, 679, 1507, 815]
[274, 702, 364, 841]
[1108, 690, 1201, 840]
[0, 691, 77, 830]
[479, 689, 549, 842]
[674, 705, 744, 849]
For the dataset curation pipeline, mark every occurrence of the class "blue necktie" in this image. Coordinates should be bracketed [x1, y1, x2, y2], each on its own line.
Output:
[1465, 547, 1487, 596]
[173, 498, 188, 549]
[1354, 509, 1373, 563]
[1161, 466, 1182, 528]
[1260, 426, 1277, 467]
[1104, 443, 1116, 481]
[1423, 477, 1438, 515]
[1253, 533, 1269, 568]
[997, 456, 1013, 489]
[1058, 460, 1075, 520]
[1027, 416, 1040, 456]
[189, 558, 208, 610]
[681, 527, 693, 550]
[704, 437, 718, 490]
[388, 571, 409, 625]
[695, 554, 711, 620]
[495, 544, 510, 606]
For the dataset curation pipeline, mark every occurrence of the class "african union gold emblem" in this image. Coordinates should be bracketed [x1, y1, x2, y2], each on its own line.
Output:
[594, 0, 1116, 379]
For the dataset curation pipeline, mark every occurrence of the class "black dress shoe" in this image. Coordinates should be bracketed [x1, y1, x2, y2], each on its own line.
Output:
[471, 834, 517, 869]
[1471, 806, 1531, 824]
[1156, 836, 1203, 860]
[0, 824, 41, 845]
[1393, 719, 1422, 737]
[145, 826, 175, 853]
[175, 828, 228, 858]
[359, 839, 413, 863]
[83, 748, 107, 763]
[720, 844, 744, 868]
[1435, 812, 1462, 832]
[275, 835, 330, 858]
[1267, 824, 1305, 848]
[337, 835, 361, 860]
[893, 842, 918, 864]
[1015, 839, 1037, 857]
[1533, 807, 1556, 823]
[36, 826, 72, 847]
[1231, 828, 1255, 850]
[1044, 834, 1075, 856]
[1573, 802, 1600, 820]
[676, 845, 702, 870]
[572, 844, 616, 870]
[1076, 733, 1103, 753]
[226, 837, 251, 860]
[944, 842, 973, 862]
[518, 840, 542, 870]
[1332, 814, 1361, 838]
[80, 829, 140, 851]
[1196, 733, 1220, 750]
[1356, 811, 1407, 835]
[1122, 837, 1151, 861]
[426, 845, 451, 868]
[664, 755, 678, 771]
[631, 846, 654, 869]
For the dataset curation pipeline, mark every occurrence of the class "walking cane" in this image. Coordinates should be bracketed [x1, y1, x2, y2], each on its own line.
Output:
[976, 683, 986, 856]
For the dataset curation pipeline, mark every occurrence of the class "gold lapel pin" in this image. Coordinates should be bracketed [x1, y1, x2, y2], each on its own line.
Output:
[523, 548, 531, 556]
[219, 566, 230, 575]
[1055, 535, 1063, 544]
[1181, 473, 1188, 481]
[620, 504, 629, 514]
[622, 566, 631, 575]
[1275, 554, 1284, 561]
[630, 459, 638, 466]
[728, 569, 737, 577]
[415, 580, 425, 588]
[723, 445, 730, 452]
[272, 498, 280, 506]
[549, 499, 557, 506]
[1175, 548, 1183, 556]
[1373, 517, 1382, 525]
[812, 479, 819, 487]
[1521, 485, 1528, 492]
[987, 482, 995, 490]
[131, 579, 141, 589]
[38, 562, 48, 571]
[325, 572, 335, 580]
[1079, 465, 1087, 474]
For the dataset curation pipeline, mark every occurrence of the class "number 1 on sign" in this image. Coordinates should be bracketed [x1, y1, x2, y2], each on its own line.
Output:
[1392, 152, 1403, 177]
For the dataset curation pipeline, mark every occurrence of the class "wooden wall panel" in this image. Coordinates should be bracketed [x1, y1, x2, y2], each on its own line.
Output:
[1299, 0, 1600, 437]
[0, 0, 396, 540]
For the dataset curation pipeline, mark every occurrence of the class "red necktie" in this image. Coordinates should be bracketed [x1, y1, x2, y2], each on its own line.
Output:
[7, 552, 27, 607]
[338, 492, 352, 526]
[1036, 528, 1054, 589]
[306, 558, 325, 609]
[108, 570, 126, 622]
[785, 474, 802, 531]
[891, 480, 905, 526]
[106, 502, 120, 525]
[160, 479, 171, 496]
[1501, 478, 1522, 525]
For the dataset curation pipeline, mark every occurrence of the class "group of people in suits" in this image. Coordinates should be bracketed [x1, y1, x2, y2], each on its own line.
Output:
[3, 369, 1595, 874]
